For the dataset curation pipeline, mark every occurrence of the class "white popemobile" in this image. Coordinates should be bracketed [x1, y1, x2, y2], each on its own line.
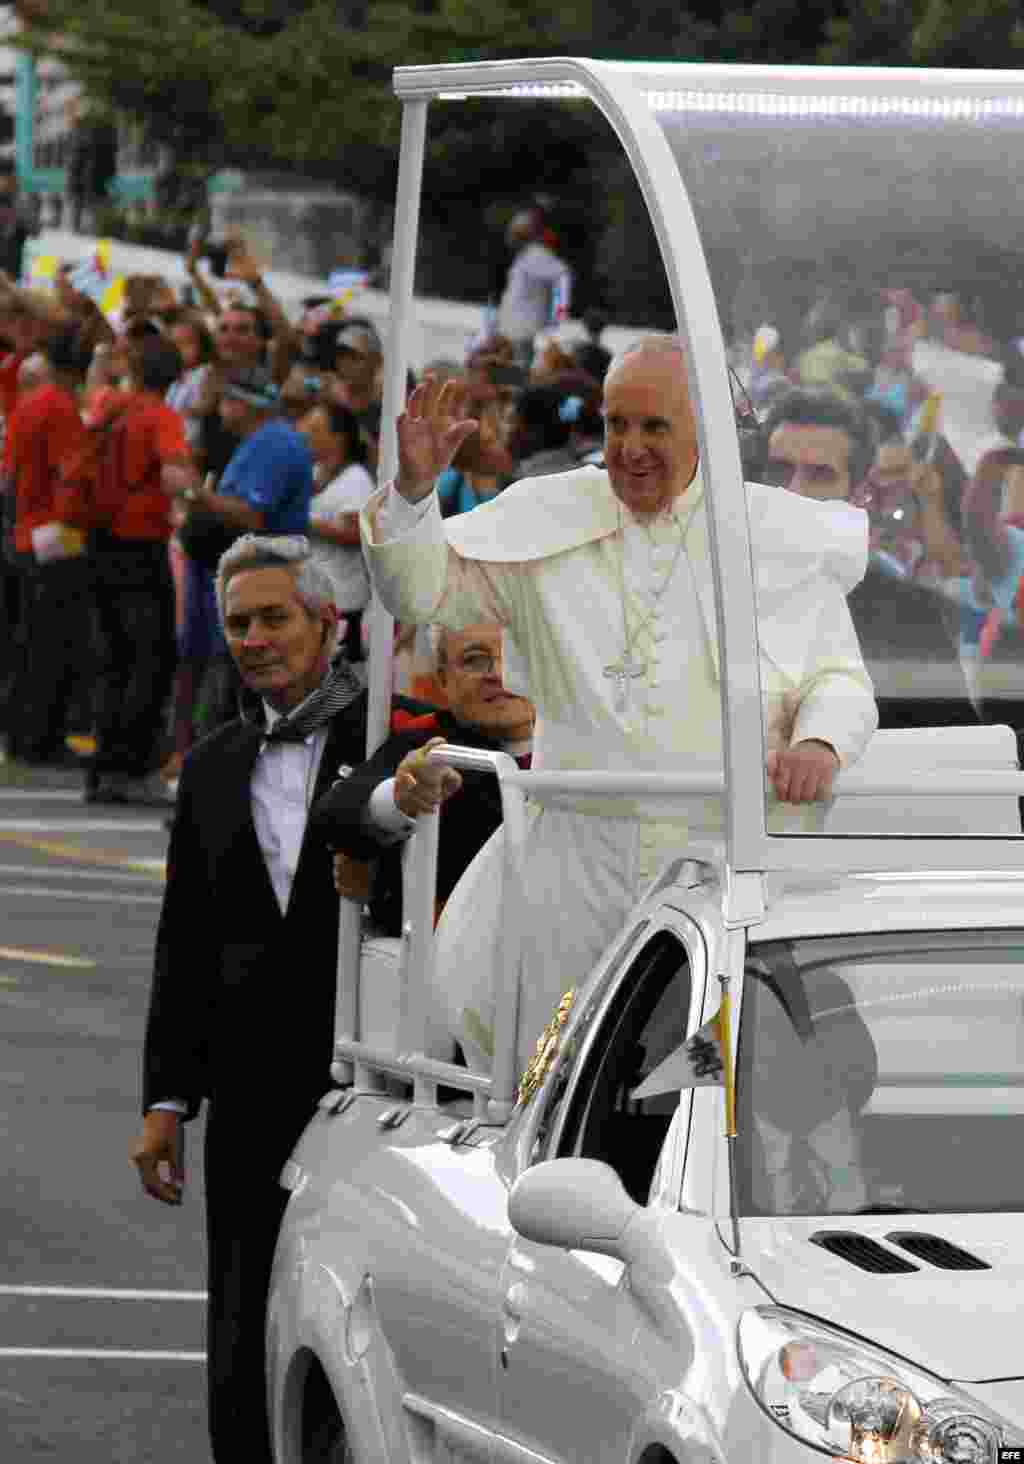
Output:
[268, 59, 1024, 1464]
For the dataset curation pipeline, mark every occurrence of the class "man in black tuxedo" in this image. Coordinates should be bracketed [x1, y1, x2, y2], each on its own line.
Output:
[310, 621, 535, 936]
[131, 532, 428, 1464]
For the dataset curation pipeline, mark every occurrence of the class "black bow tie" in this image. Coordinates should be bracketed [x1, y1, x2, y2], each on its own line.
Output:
[256, 656, 363, 746]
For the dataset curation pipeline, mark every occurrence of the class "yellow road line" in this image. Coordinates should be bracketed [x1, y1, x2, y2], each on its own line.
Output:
[0, 832, 165, 879]
[0, 947, 96, 969]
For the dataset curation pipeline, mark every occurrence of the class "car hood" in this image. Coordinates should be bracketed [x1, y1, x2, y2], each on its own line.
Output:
[740, 1215, 1024, 1384]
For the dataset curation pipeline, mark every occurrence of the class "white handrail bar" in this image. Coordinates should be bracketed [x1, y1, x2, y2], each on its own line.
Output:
[398, 806, 440, 1062]
[331, 1039, 493, 1093]
[488, 752, 528, 1120]
[331, 901, 362, 1086]
[490, 768, 1024, 802]
[361, 744, 527, 1114]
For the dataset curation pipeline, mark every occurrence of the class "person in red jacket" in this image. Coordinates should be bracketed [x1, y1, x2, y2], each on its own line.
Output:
[5, 323, 90, 765]
[77, 335, 199, 805]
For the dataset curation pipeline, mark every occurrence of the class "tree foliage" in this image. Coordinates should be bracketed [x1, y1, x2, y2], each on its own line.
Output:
[17, 0, 1024, 186]
[15, 0, 1024, 313]
[15, 0, 589, 190]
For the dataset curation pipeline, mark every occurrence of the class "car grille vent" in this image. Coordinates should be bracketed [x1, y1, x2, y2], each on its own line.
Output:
[885, 1232, 991, 1271]
[809, 1231, 919, 1274]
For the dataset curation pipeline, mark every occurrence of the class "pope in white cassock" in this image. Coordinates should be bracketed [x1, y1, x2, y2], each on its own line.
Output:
[361, 338, 878, 1069]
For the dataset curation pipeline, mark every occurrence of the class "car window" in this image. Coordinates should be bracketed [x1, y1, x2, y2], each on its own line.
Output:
[553, 932, 693, 1205]
[737, 931, 1024, 1216]
[527, 920, 651, 1166]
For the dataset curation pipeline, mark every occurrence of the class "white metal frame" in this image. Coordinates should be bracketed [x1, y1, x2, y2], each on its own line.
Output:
[336, 55, 1024, 1106]
[376, 56, 1024, 878]
[332, 746, 527, 1120]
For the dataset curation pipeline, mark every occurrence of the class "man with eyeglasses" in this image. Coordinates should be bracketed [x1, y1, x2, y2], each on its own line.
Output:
[309, 621, 535, 949]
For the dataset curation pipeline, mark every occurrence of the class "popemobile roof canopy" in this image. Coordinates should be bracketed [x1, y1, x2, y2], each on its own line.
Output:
[365, 56, 1024, 879]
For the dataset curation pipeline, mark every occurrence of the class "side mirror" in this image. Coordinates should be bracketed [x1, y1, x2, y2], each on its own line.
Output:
[509, 1159, 640, 1259]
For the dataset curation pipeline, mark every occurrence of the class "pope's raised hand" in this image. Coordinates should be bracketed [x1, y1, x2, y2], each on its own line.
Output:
[396, 378, 479, 502]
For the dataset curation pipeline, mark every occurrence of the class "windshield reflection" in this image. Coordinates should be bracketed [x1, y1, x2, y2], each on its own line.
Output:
[656, 96, 1024, 772]
[735, 933, 1024, 1216]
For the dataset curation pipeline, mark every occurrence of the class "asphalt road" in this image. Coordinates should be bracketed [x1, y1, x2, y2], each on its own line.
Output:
[0, 776, 212, 1462]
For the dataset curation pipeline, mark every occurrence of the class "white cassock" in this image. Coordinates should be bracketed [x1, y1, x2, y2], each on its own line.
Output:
[362, 466, 877, 1071]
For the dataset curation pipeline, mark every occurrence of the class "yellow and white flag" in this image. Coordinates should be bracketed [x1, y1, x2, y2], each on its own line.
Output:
[68, 240, 125, 320]
[631, 994, 737, 1136]
[631, 1009, 726, 1099]
[27, 253, 60, 290]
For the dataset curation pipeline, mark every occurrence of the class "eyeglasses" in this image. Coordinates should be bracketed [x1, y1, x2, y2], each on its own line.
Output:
[455, 650, 500, 676]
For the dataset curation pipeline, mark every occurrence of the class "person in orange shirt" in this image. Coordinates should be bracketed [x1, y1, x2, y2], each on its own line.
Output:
[79, 336, 199, 805]
[4, 323, 91, 765]
[0, 290, 65, 750]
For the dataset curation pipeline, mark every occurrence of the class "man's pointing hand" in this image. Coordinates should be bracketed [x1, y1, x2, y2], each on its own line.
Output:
[395, 736, 463, 817]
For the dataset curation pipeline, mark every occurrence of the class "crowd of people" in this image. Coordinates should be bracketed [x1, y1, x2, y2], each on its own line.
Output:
[745, 287, 1024, 740]
[0, 217, 604, 806]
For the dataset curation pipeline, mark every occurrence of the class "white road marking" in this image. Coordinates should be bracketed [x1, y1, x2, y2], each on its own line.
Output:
[0, 790, 89, 802]
[0, 948, 96, 969]
[0, 863, 159, 883]
[0, 885, 162, 906]
[0, 1285, 206, 1301]
[0, 819, 166, 834]
[0, 1348, 204, 1362]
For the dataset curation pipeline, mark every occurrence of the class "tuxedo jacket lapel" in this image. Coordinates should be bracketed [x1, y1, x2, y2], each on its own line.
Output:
[212, 721, 283, 922]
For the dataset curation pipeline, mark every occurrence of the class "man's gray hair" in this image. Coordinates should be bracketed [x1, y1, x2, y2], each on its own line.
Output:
[607, 332, 686, 379]
[215, 533, 337, 622]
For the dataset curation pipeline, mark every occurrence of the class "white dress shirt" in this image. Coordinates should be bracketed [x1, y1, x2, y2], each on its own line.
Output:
[250, 702, 329, 914]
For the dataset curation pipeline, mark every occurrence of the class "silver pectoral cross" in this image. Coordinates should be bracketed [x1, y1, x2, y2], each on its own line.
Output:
[603, 655, 646, 714]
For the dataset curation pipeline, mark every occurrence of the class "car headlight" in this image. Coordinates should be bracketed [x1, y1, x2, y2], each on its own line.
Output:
[737, 1306, 1020, 1461]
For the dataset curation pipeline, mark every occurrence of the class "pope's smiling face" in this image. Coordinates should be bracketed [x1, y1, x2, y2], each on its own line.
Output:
[603, 347, 700, 520]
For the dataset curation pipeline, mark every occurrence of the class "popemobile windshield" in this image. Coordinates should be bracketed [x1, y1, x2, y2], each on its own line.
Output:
[266, 59, 1024, 1464]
